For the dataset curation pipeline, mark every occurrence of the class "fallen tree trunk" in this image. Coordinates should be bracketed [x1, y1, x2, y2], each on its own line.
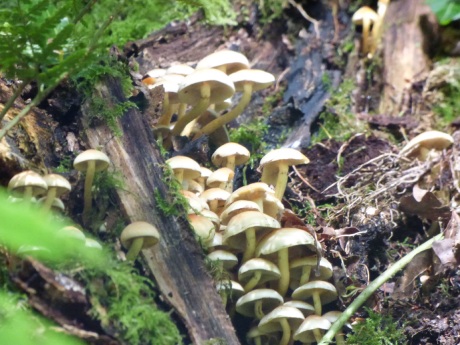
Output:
[81, 80, 240, 344]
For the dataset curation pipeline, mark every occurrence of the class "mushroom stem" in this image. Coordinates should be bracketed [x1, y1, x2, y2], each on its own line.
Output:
[274, 164, 289, 200]
[177, 103, 187, 119]
[226, 155, 236, 172]
[157, 92, 173, 126]
[82, 160, 96, 223]
[244, 271, 262, 292]
[362, 17, 371, 56]
[42, 188, 57, 212]
[193, 82, 253, 140]
[126, 237, 144, 261]
[311, 291, 322, 315]
[335, 333, 346, 345]
[313, 329, 324, 343]
[242, 227, 256, 263]
[23, 186, 33, 203]
[254, 300, 265, 319]
[278, 248, 290, 297]
[279, 318, 291, 345]
[174, 169, 184, 185]
[300, 265, 312, 285]
[172, 84, 211, 136]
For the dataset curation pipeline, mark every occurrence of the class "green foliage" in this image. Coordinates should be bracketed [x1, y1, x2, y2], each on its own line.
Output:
[426, 0, 460, 25]
[0, 290, 85, 345]
[53, 155, 74, 173]
[346, 308, 407, 345]
[312, 79, 359, 144]
[154, 164, 189, 216]
[79, 259, 182, 345]
[258, 0, 287, 23]
[431, 63, 460, 127]
[229, 118, 269, 167]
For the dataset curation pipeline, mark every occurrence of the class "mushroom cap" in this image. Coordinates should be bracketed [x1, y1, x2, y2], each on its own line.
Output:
[212, 142, 251, 168]
[166, 64, 195, 76]
[43, 174, 71, 197]
[255, 228, 317, 259]
[196, 50, 250, 75]
[260, 148, 310, 168]
[291, 281, 338, 305]
[351, 6, 379, 24]
[149, 80, 181, 103]
[216, 280, 245, 301]
[187, 179, 204, 194]
[181, 190, 209, 214]
[206, 167, 235, 189]
[289, 256, 333, 290]
[258, 305, 305, 335]
[145, 68, 167, 79]
[120, 221, 160, 250]
[58, 226, 86, 244]
[73, 149, 110, 173]
[85, 238, 103, 250]
[166, 156, 201, 180]
[8, 170, 48, 197]
[200, 188, 231, 213]
[200, 209, 221, 230]
[236, 288, 284, 317]
[220, 200, 261, 225]
[263, 193, 285, 220]
[283, 300, 315, 317]
[400, 130, 454, 159]
[38, 197, 65, 212]
[225, 182, 274, 207]
[188, 214, 216, 246]
[293, 315, 332, 343]
[223, 211, 281, 251]
[178, 68, 235, 105]
[207, 249, 238, 269]
[238, 258, 281, 286]
[156, 73, 186, 84]
[230, 69, 275, 92]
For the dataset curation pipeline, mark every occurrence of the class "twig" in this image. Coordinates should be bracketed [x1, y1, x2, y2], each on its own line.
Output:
[287, 0, 320, 39]
[292, 165, 320, 193]
[318, 232, 444, 345]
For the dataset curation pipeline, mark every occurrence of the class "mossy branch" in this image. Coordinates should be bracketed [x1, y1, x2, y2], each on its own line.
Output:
[318, 232, 444, 345]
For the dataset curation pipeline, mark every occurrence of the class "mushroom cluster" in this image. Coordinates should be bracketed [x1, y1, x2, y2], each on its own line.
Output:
[352, 0, 390, 58]
[143, 50, 275, 147]
[166, 142, 347, 344]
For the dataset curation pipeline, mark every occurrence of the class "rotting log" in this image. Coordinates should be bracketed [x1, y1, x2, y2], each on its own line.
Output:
[81, 79, 240, 344]
[379, 0, 439, 114]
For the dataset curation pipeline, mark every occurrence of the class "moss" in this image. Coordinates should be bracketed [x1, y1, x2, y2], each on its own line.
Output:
[312, 78, 361, 144]
[261, 86, 286, 116]
[346, 308, 407, 345]
[78, 257, 183, 345]
[53, 156, 73, 173]
[154, 164, 189, 216]
[73, 56, 137, 136]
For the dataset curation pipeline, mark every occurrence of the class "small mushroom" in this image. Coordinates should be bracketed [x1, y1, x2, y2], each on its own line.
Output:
[258, 305, 305, 345]
[188, 214, 216, 247]
[259, 148, 310, 200]
[400, 130, 454, 161]
[206, 167, 235, 192]
[236, 288, 284, 319]
[352, 6, 379, 57]
[41, 174, 71, 212]
[8, 170, 47, 202]
[200, 188, 231, 215]
[73, 149, 110, 223]
[196, 50, 250, 75]
[166, 155, 201, 190]
[293, 315, 332, 343]
[291, 280, 338, 316]
[238, 258, 281, 292]
[120, 221, 160, 261]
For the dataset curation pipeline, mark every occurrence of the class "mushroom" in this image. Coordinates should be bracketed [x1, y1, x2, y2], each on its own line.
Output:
[236, 288, 284, 319]
[322, 311, 350, 345]
[196, 166, 213, 190]
[352, 6, 379, 57]
[188, 214, 216, 247]
[199, 209, 221, 231]
[151, 79, 182, 127]
[258, 305, 305, 345]
[223, 210, 280, 263]
[58, 225, 86, 246]
[165, 155, 201, 190]
[73, 149, 110, 223]
[41, 174, 71, 212]
[171, 68, 234, 136]
[220, 200, 261, 226]
[259, 148, 310, 200]
[225, 182, 275, 211]
[212, 142, 251, 172]
[293, 315, 332, 343]
[85, 238, 103, 251]
[283, 300, 315, 318]
[216, 280, 245, 307]
[206, 167, 235, 192]
[291, 280, 338, 316]
[141, 68, 166, 85]
[255, 228, 317, 297]
[400, 130, 454, 161]
[196, 49, 250, 75]
[289, 256, 333, 290]
[193, 69, 275, 139]
[8, 170, 47, 202]
[200, 188, 231, 215]
[120, 221, 160, 261]
[166, 64, 195, 76]
[207, 249, 238, 271]
[181, 190, 208, 214]
[238, 258, 281, 292]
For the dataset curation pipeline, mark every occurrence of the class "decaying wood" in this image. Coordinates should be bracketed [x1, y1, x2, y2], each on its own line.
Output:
[379, 0, 439, 114]
[81, 79, 240, 344]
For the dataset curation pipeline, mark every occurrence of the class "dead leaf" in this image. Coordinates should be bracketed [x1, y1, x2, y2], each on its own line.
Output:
[432, 212, 460, 266]
[399, 191, 451, 221]
[413, 184, 428, 202]
[393, 250, 432, 298]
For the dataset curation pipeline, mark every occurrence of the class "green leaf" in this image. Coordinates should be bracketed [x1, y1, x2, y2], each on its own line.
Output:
[426, 0, 460, 25]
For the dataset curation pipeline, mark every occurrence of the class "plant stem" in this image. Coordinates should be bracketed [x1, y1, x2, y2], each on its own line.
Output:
[318, 232, 444, 345]
[0, 81, 29, 123]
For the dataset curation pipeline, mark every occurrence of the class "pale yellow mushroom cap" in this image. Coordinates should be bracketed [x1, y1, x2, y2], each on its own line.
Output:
[166, 156, 201, 180]
[294, 315, 332, 343]
[73, 149, 110, 173]
[43, 174, 71, 197]
[238, 258, 281, 286]
[120, 221, 160, 250]
[220, 200, 261, 225]
[236, 288, 284, 318]
[212, 142, 251, 168]
[400, 130, 454, 159]
[230, 69, 276, 92]
[258, 305, 305, 335]
[196, 50, 250, 75]
[351, 6, 379, 24]
[8, 170, 48, 197]
[291, 281, 338, 306]
[166, 64, 195, 76]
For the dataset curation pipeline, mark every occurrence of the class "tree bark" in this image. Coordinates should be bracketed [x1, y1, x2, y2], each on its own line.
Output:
[81, 80, 240, 344]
